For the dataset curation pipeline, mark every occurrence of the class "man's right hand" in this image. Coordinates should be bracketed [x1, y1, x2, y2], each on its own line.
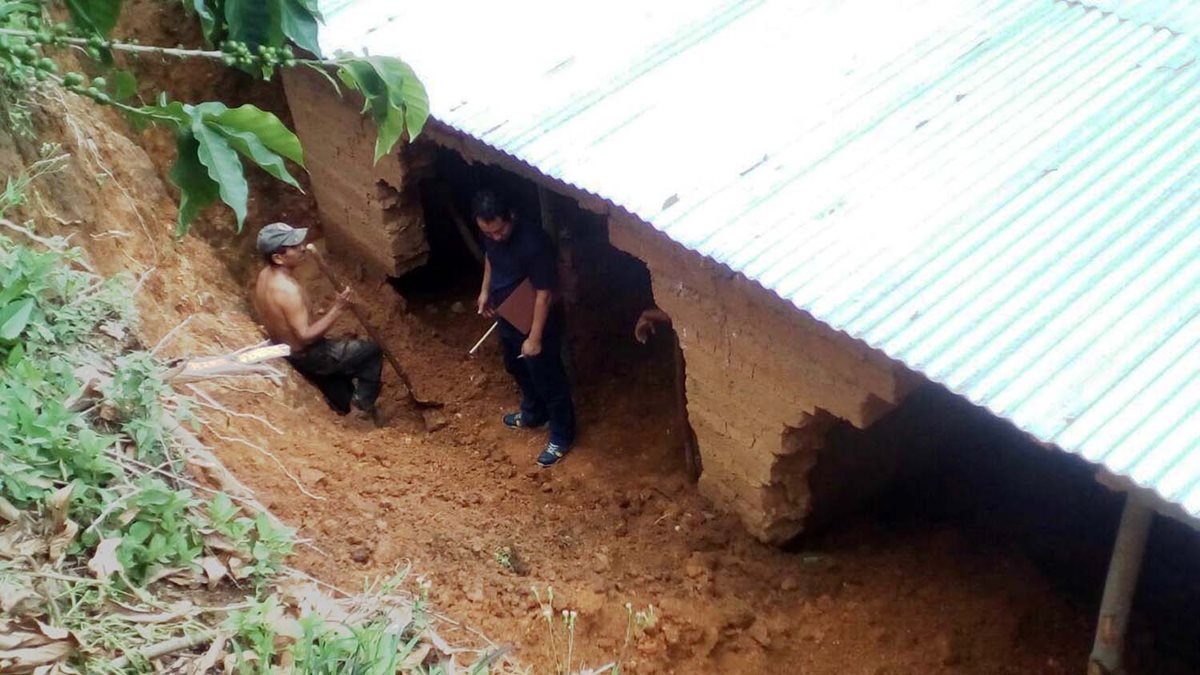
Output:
[333, 286, 354, 310]
[477, 291, 494, 318]
[634, 314, 657, 344]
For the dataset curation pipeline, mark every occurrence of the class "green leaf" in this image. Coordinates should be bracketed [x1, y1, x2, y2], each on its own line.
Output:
[373, 106, 405, 165]
[279, 0, 320, 54]
[63, 0, 122, 36]
[167, 132, 220, 235]
[126, 520, 152, 544]
[138, 100, 190, 127]
[191, 122, 249, 230]
[189, 0, 219, 44]
[337, 60, 396, 163]
[0, 298, 34, 341]
[224, 0, 276, 50]
[108, 70, 138, 102]
[0, 2, 37, 22]
[208, 493, 237, 524]
[211, 123, 301, 190]
[303, 62, 342, 95]
[293, 0, 322, 21]
[366, 56, 429, 141]
[6, 342, 24, 367]
[0, 278, 28, 307]
[337, 60, 389, 124]
[338, 57, 430, 162]
[212, 105, 304, 166]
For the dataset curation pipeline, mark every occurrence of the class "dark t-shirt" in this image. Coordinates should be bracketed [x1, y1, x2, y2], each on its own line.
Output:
[482, 220, 558, 306]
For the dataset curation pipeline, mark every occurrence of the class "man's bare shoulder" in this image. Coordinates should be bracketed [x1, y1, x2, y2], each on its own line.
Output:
[256, 267, 303, 305]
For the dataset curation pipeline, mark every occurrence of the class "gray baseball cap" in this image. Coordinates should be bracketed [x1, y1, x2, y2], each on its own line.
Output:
[256, 222, 308, 256]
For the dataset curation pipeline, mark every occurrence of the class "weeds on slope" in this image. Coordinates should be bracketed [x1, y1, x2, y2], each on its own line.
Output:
[0, 159, 511, 672]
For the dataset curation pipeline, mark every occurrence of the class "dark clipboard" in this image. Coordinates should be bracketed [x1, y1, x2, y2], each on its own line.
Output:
[494, 279, 535, 335]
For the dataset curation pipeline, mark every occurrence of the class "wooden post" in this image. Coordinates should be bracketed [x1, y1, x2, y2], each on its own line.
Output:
[1087, 494, 1154, 675]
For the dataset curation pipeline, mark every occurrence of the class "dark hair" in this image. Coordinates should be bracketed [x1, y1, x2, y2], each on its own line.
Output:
[471, 189, 512, 222]
[262, 246, 285, 264]
[262, 245, 293, 265]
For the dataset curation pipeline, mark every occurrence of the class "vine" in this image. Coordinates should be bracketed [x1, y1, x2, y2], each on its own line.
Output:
[0, 0, 428, 234]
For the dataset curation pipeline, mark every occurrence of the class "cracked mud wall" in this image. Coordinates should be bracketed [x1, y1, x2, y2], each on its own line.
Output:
[610, 215, 918, 544]
[293, 90, 924, 543]
[281, 67, 431, 277]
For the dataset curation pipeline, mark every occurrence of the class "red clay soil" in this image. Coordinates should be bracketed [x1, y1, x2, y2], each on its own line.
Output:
[2, 4, 1108, 669]
[175, 250, 1098, 675]
[0, 68, 1098, 675]
[5, 89, 1097, 673]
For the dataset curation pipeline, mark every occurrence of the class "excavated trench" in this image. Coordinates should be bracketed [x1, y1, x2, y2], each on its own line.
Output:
[223, 143, 1197, 674]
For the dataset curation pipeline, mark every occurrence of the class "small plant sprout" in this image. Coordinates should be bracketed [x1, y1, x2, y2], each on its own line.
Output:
[531, 585, 567, 672]
[564, 608, 579, 675]
[614, 602, 658, 675]
[635, 604, 658, 630]
[494, 545, 515, 571]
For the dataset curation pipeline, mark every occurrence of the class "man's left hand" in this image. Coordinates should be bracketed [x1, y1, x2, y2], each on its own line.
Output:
[521, 337, 543, 358]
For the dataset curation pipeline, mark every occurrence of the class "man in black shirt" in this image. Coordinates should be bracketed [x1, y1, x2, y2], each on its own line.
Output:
[474, 190, 576, 466]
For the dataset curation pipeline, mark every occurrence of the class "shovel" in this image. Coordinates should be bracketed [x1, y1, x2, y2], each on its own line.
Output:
[305, 244, 442, 409]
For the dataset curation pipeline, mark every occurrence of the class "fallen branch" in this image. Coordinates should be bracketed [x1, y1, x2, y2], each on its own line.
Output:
[192, 418, 325, 502]
[131, 267, 155, 297]
[164, 353, 287, 384]
[17, 570, 108, 586]
[108, 629, 219, 670]
[106, 450, 271, 516]
[0, 216, 69, 251]
[174, 368, 286, 384]
[184, 384, 284, 435]
[204, 381, 274, 396]
[164, 419, 285, 512]
[151, 315, 194, 355]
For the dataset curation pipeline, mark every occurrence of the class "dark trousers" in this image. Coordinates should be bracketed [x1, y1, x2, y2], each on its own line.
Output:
[287, 338, 383, 414]
[499, 308, 576, 446]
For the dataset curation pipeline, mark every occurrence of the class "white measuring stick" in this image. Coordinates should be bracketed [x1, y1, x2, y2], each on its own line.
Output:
[468, 320, 499, 355]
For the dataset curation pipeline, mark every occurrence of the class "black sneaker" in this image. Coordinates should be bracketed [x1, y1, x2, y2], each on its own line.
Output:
[503, 412, 546, 429]
[537, 442, 570, 467]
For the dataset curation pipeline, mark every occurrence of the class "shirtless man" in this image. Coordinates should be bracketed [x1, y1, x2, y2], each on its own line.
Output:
[252, 222, 383, 421]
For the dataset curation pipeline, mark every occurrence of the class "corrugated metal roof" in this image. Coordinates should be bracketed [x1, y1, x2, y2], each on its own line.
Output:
[318, 1, 1200, 518]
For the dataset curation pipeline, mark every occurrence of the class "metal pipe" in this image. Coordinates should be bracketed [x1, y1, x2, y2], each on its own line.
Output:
[1088, 494, 1154, 675]
[469, 321, 499, 355]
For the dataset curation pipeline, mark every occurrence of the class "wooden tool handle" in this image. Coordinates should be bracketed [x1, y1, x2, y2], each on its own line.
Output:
[305, 245, 417, 395]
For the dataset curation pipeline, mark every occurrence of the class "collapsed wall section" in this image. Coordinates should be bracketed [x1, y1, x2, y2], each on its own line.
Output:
[281, 67, 431, 277]
[299, 98, 921, 543]
[610, 215, 917, 543]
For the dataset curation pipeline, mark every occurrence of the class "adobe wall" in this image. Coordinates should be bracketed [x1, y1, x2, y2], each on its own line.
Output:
[281, 67, 431, 277]
[608, 216, 917, 543]
[295, 102, 919, 543]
